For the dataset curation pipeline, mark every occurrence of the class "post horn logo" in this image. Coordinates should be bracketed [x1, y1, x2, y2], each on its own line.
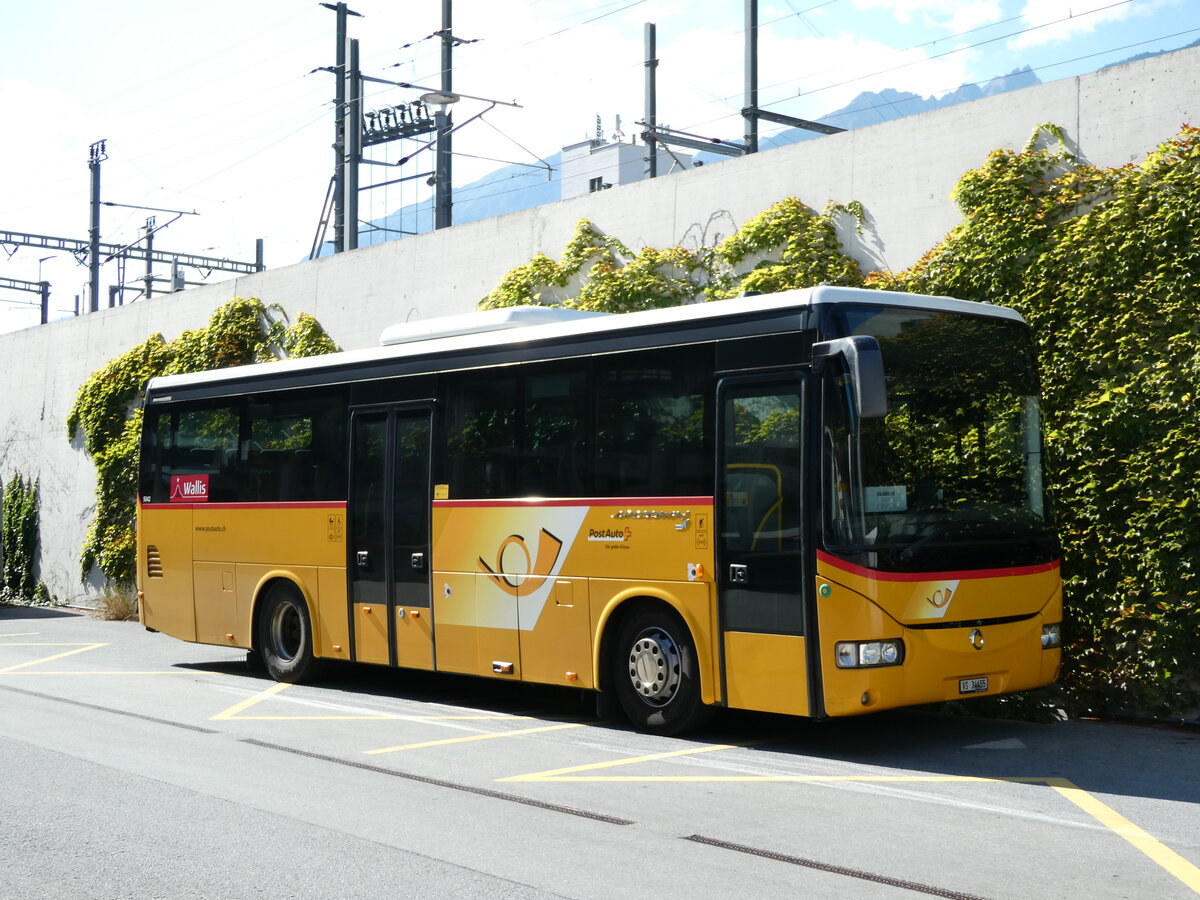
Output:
[478, 529, 564, 597]
[969, 628, 985, 651]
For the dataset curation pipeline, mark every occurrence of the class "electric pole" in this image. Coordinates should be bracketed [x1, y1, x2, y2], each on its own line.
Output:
[434, 0, 454, 230]
[645, 23, 658, 178]
[0, 278, 50, 325]
[88, 140, 107, 312]
[320, 2, 362, 254]
[346, 38, 362, 250]
[143, 217, 155, 300]
[744, 0, 759, 154]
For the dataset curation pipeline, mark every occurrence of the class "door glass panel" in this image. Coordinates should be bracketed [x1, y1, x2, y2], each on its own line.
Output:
[720, 383, 805, 633]
[393, 414, 431, 609]
[351, 413, 388, 608]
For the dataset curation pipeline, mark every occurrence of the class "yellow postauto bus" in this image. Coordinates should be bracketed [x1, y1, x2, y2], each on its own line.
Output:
[137, 286, 1061, 734]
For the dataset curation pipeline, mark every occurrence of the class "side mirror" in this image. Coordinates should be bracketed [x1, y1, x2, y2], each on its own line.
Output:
[812, 335, 887, 419]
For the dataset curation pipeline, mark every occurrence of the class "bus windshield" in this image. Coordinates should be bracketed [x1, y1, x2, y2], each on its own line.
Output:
[822, 304, 1058, 573]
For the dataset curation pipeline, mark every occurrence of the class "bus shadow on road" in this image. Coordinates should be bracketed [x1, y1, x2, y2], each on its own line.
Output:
[175, 655, 603, 721]
[174, 654, 1199, 808]
[708, 705, 1200, 807]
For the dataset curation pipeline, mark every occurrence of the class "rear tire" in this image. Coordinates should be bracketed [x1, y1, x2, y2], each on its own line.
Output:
[257, 583, 317, 683]
[610, 605, 710, 736]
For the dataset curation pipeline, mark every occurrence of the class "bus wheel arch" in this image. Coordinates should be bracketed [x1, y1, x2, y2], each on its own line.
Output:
[253, 578, 319, 683]
[602, 598, 711, 735]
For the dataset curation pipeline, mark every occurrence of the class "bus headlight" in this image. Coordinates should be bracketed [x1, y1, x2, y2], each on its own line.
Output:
[1041, 624, 1061, 649]
[835, 640, 904, 668]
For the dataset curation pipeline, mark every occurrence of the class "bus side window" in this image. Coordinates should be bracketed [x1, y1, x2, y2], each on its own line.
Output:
[139, 409, 173, 503]
[523, 366, 588, 498]
[595, 346, 711, 498]
[247, 389, 345, 502]
[445, 373, 518, 499]
[174, 404, 241, 502]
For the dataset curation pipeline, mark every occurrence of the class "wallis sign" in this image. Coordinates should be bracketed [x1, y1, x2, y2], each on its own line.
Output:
[169, 474, 210, 503]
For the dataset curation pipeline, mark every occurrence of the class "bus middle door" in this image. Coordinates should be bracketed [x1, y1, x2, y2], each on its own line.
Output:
[349, 406, 434, 670]
[716, 374, 813, 717]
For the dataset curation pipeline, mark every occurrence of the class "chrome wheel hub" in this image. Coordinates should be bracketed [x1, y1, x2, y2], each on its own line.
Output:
[269, 603, 301, 661]
[627, 626, 681, 706]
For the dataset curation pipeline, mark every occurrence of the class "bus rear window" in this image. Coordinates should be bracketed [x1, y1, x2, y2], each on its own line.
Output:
[140, 389, 345, 504]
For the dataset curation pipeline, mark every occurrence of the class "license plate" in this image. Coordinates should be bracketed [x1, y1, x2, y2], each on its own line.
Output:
[959, 677, 989, 694]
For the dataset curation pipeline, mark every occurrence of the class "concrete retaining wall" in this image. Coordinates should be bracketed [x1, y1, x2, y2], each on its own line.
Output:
[5, 47, 1197, 604]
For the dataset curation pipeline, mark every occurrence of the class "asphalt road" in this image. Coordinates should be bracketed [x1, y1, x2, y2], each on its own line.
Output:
[1, 605, 1197, 899]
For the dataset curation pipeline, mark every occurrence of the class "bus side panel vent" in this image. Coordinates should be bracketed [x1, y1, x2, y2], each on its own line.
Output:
[146, 546, 164, 578]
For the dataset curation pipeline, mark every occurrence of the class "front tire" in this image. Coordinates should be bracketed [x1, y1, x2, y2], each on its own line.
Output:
[611, 605, 709, 736]
[257, 583, 317, 683]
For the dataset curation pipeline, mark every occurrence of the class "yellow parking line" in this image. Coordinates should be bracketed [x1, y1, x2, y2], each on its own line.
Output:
[0, 643, 108, 673]
[499, 743, 742, 782]
[210, 681, 292, 719]
[0, 632, 40, 637]
[0, 670, 190, 675]
[502, 746, 1200, 894]
[230, 720, 540, 724]
[1047, 777, 1200, 893]
[366, 722, 584, 755]
[209, 681, 567, 723]
[507, 773, 1015, 783]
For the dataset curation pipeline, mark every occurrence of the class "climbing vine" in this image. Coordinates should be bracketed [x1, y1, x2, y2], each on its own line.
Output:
[68, 297, 339, 585]
[1, 474, 47, 605]
[479, 219, 709, 312]
[479, 200, 864, 312]
[880, 124, 1200, 720]
[709, 198, 864, 297]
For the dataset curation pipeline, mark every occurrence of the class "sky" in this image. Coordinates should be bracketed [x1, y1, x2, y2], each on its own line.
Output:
[1, 0, 1196, 331]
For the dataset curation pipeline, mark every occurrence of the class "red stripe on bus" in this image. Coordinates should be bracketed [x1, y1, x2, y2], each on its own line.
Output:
[816, 550, 1060, 582]
[139, 501, 348, 511]
[432, 496, 715, 508]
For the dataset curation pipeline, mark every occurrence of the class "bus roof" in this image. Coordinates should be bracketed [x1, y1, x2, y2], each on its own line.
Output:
[146, 285, 1024, 396]
[378, 305, 611, 345]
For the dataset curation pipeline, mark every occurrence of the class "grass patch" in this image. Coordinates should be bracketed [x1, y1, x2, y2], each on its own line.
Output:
[94, 585, 138, 621]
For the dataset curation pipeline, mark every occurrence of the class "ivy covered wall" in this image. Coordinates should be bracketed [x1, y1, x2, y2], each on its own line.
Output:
[479, 200, 865, 312]
[0, 474, 50, 605]
[67, 298, 338, 586]
[881, 125, 1200, 720]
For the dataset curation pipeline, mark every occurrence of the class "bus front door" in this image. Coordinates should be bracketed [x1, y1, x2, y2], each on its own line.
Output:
[716, 374, 813, 717]
[349, 406, 434, 670]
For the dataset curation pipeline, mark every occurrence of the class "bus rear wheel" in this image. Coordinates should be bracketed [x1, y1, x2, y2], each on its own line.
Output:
[257, 583, 317, 683]
[611, 605, 708, 736]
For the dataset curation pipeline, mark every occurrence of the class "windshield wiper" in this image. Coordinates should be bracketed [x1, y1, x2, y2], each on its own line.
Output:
[897, 522, 950, 561]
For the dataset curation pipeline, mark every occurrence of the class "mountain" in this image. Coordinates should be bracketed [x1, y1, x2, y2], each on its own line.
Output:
[725, 67, 1042, 157]
[356, 67, 1046, 240]
[358, 152, 563, 248]
[1101, 36, 1200, 69]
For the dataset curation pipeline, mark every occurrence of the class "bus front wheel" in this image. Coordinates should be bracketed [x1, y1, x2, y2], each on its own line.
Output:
[257, 583, 317, 683]
[611, 605, 708, 735]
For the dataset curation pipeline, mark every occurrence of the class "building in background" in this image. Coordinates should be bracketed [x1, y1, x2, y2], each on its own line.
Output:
[559, 137, 692, 200]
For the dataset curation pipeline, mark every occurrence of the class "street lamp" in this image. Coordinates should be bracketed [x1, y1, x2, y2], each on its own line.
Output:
[420, 91, 460, 109]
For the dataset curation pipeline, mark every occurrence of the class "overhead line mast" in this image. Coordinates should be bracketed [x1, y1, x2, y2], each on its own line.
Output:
[643, 0, 843, 167]
[320, 2, 363, 254]
[435, 0, 453, 230]
[318, 0, 497, 250]
[87, 140, 107, 312]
